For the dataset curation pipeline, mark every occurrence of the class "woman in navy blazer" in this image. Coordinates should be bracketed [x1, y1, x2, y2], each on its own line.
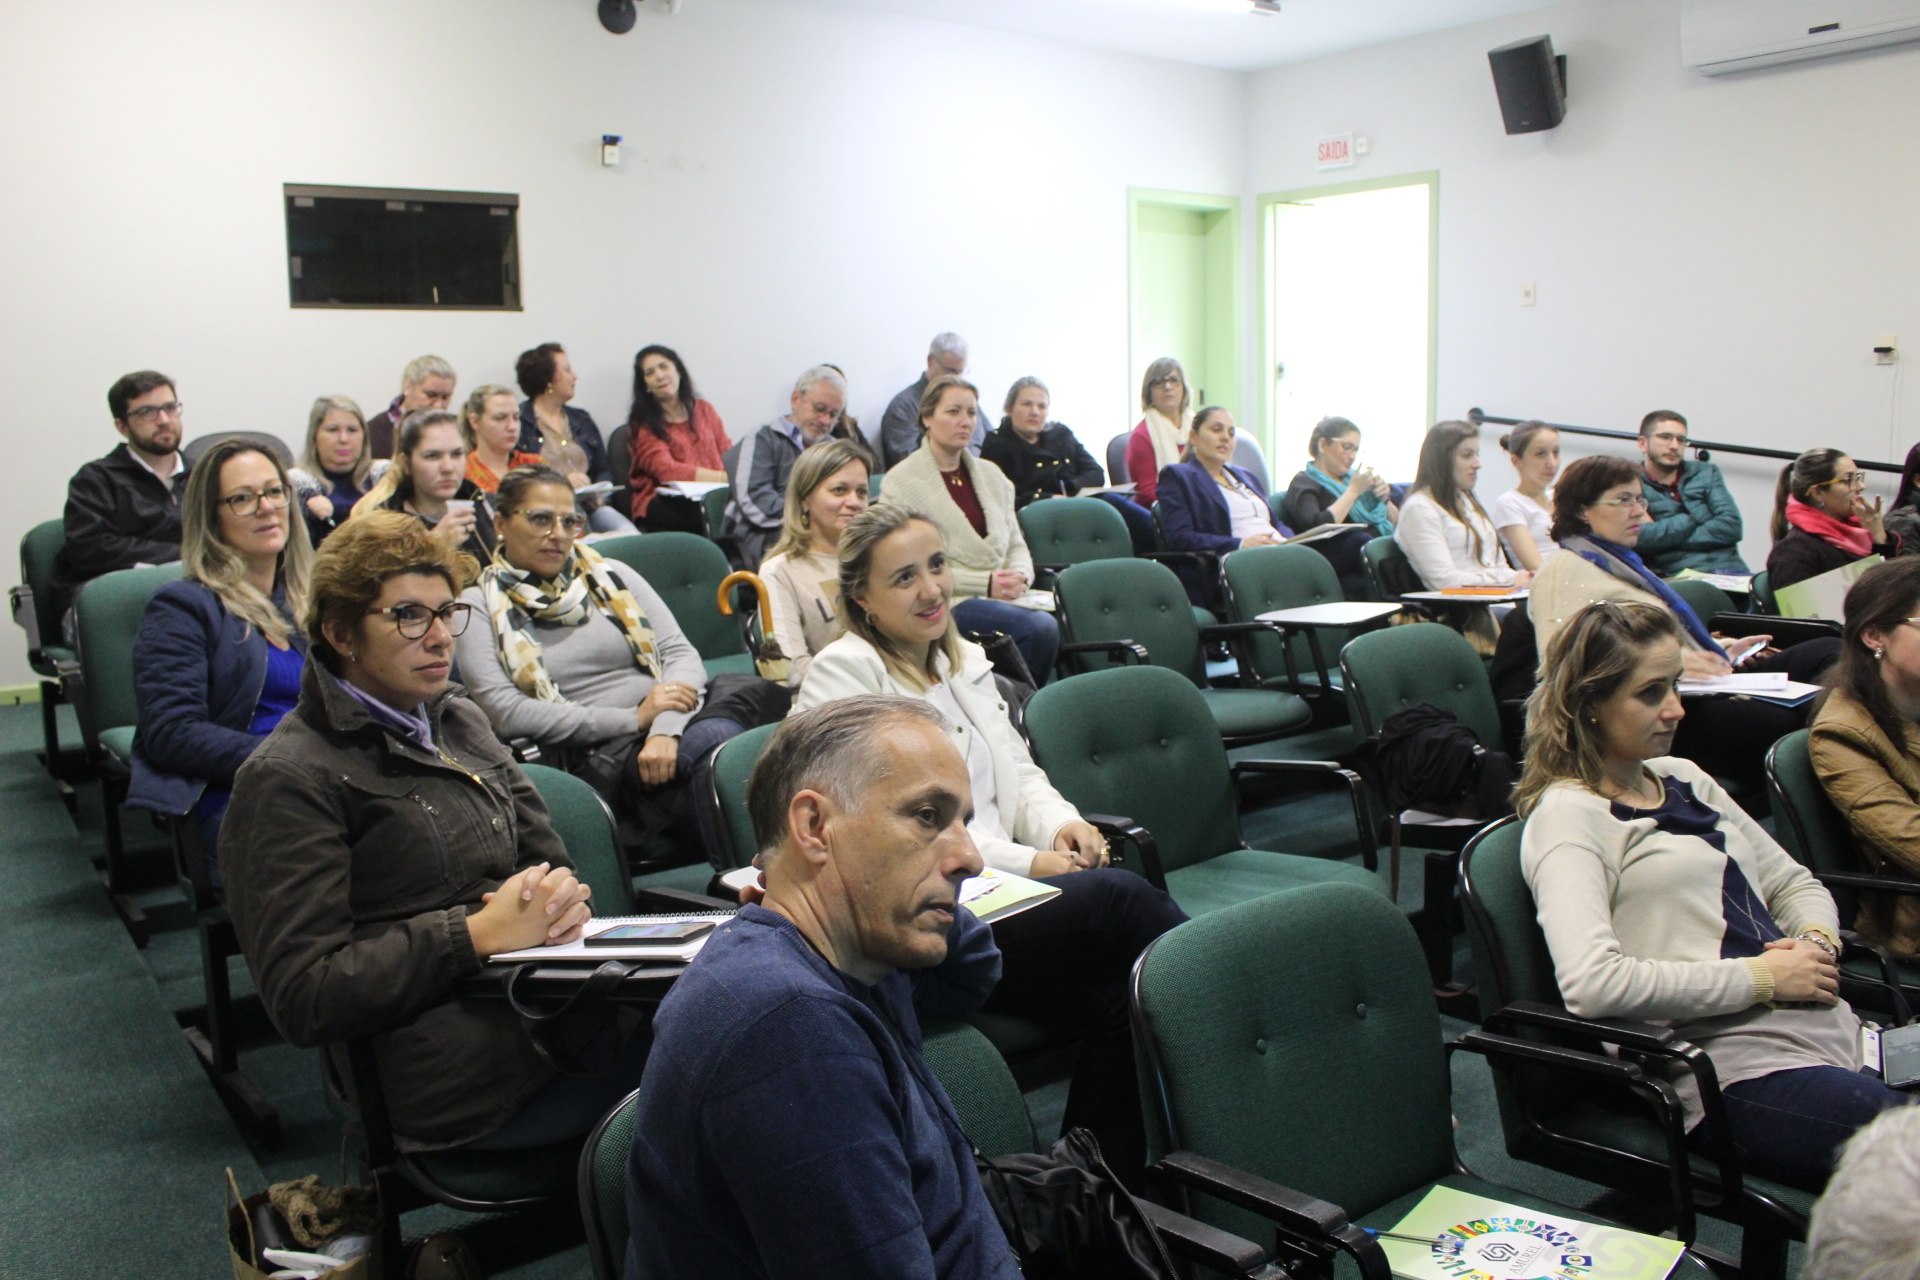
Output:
[1156, 407, 1292, 605]
[129, 438, 312, 883]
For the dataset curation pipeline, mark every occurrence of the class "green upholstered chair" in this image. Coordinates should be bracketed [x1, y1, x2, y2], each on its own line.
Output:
[1024, 665, 1379, 919]
[1360, 533, 1421, 604]
[521, 762, 638, 914]
[1053, 558, 1313, 750]
[70, 563, 180, 945]
[1667, 577, 1735, 622]
[1766, 729, 1920, 1014]
[701, 721, 779, 876]
[594, 532, 756, 678]
[1459, 817, 1808, 1279]
[605, 425, 634, 531]
[1016, 496, 1134, 575]
[12, 519, 79, 800]
[580, 1087, 640, 1280]
[1750, 569, 1778, 615]
[1130, 881, 1714, 1278]
[1220, 541, 1355, 704]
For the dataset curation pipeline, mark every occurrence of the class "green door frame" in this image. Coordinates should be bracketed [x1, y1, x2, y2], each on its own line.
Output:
[1127, 187, 1242, 443]
[1257, 171, 1439, 453]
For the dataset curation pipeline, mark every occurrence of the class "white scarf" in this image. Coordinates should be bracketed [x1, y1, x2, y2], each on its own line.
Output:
[1143, 407, 1192, 471]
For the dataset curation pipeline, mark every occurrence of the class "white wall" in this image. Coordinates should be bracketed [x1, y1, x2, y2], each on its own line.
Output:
[1243, 0, 1920, 570]
[0, 0, 1245, 687]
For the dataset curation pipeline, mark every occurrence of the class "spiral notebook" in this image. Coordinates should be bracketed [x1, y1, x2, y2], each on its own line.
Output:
[487, 910, 737, 963]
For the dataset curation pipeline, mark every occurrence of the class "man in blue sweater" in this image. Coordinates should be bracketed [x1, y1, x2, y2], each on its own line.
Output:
[625, 696, 1021, 1280]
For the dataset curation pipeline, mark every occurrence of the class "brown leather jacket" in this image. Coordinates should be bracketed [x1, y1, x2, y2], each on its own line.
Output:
[1809, 687, 1920, 960]
[223, 660, 570, 1150]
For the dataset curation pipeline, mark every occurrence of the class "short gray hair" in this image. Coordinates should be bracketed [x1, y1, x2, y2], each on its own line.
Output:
[1805, 1105, 1920, 1279]
[928, 332, 967, 363]
[747, 696, 950, 858]
[402, 354, 456, 389]
[792, 364, 848, 398]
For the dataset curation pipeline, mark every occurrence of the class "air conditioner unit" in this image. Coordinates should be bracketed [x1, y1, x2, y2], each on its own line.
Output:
[1682, 0, 1920, 74]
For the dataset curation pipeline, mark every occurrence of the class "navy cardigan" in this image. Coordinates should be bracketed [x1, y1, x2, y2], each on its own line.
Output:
[129, 578, 304, 817]
[1156, 458, 1292, 604]
[516, 402, 611, 485]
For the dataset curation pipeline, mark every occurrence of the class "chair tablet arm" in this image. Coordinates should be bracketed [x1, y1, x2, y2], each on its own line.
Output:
[1708, 612, 1840, 645]
[632, 886, 736, 913]
[1060, 639, 1150, 666]
[1155, 1151, 1391, 1280]
[1136, 1199, 1277, 1278]
[1083, 814, 1167, 889]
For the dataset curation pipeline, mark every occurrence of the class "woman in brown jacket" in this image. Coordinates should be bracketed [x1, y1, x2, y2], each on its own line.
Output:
[222, 512, 624, 1152]
[1810, 556, 1920, 959]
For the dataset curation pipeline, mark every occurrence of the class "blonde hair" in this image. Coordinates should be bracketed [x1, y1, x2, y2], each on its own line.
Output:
[180, 439, 313, 648]
[836, 503, 965, 692]
[766, 438, 873, 564]
[300, 395, 372, 489]
[460, 384, 520, 452]
[1512, 601, 1683, 816]
[305, 510, 475, 672]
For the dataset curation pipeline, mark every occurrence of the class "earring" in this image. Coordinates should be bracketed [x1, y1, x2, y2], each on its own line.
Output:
[800, 509, 811, 526]
[346, 649, 359, 663]
[1873, 647, 1886, 661]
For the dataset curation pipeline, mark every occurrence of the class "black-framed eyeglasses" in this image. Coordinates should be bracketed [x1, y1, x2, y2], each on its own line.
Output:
[125, 400, 183, 423]
[218, 484, 292, 515]
[509, 509, 589, 534]
[365, 601, 473, 638]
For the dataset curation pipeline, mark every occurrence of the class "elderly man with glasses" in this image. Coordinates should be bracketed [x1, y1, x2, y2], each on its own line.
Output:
[1634, 409, 1750, 576]
[50, 369, 193, 633]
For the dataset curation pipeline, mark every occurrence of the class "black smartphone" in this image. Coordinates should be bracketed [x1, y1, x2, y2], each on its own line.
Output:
[586, 921, 715, 946]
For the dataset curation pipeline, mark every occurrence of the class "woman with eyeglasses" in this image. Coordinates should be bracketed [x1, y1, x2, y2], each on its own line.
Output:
[1532, 455, 1840, 793]
[1124, 357, 1192, 508]
[1517, 599, 1909, 1194]
[355, 408, 495, 574]
[453, 466, 743, 853]
[223, 511, 645, 1155]
[1279, 414, 1396, 602]
[1767, 449, 1899, 594]
[128, 439, 312, 883]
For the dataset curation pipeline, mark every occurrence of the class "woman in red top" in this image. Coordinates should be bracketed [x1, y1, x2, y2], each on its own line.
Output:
[1124, 356, 1192, 508]
[626, 344, 732, 532]
[462, 385, 542, 494]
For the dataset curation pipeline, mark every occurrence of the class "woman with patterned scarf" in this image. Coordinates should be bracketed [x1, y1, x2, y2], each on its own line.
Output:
[454, 465, 744, 855]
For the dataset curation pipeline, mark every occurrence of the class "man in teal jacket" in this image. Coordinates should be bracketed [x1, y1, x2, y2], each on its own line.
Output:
[1634, 409, 1750, 575]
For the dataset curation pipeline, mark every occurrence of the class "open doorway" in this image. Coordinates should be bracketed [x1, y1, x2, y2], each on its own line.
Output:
[1128, 189, 1241, 443]
[1260, 173, 1437, 483]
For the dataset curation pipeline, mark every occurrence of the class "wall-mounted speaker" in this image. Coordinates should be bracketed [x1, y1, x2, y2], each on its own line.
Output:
[1488, 35, 1566, 135]
[598, 0, 637, 34]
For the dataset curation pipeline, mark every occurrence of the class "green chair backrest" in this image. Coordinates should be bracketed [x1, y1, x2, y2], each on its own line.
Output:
[1221, 542, 1345, 686]
[1341, 621, 1504, 751]
[19, 519, 67, 656]
[72, 565, 180, 740]
[1667, 577, 1734, 623]
[1017, 497, 1132, 571]
[1054, 558, 1204, 683]
[1766, 729, 1863, 921]
[1750, 569, 1778, 616]
[1133, 883, 1452, 1242]
[707, 722, 779, 872]
[593, 533, 746, 663]
[921, 1020, 1037, 1158]
[1025, 665, 1244, 874]
[520, 763, 636, 912]
[1361, 534, 1416, 601]
[1457, 816, 1559, 1012]
[700, 486, 730, 540]
[579, 1087, 640, 1280]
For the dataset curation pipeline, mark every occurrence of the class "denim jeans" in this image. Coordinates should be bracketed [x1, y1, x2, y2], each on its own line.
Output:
[952, 596, 1060, 684]
[1692, 1064, 1918, 1191]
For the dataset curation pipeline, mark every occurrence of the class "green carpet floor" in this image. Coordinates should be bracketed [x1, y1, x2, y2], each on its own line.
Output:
[0, 698, 1803, 1277]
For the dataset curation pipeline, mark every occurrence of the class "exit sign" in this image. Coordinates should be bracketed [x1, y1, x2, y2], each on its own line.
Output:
[1316, 133, 1356, 169]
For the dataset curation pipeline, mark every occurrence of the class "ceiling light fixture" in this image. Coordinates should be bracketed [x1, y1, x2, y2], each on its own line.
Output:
[1169, 0, 1278, 15]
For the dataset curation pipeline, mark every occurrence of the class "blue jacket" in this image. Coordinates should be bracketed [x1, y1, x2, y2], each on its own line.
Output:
[1156, 458, 1292, 603]
[1636, 460, 1749, 575]
[625, 903, 1017, 1280]
[515, 402, 611, 485]
[129, 579, 304, 816]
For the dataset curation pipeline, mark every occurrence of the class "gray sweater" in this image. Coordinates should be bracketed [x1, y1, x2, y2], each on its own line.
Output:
[455, 560, 707, 750]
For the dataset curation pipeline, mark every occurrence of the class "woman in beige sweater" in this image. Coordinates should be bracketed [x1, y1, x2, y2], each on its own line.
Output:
[756, 438, 872, 688]
[879, 375, 1058, 681]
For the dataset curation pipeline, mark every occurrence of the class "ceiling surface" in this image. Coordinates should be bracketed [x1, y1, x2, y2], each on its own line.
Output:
[771, 0, 1563, 72]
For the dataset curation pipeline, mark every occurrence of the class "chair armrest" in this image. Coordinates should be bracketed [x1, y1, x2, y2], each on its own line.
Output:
[1481, 1000, 1681, 1053]
[507, 736, 543, 764]
[1232, 760, 1375, 870]
[632, 886, 736, 913]
[1060, 639, 1149, 667]
[1136, 1199, 1275, 1277]
[1835, 934, 1915, 1026]
[1155, 1151, 1391, 1280]
[1141, 550, 1219, 574]
[1817, 869, 1920, 896]
[1083, 813, 1167, 889]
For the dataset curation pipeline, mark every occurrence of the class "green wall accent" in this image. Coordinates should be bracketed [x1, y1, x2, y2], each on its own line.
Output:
[1128, 188, 1243, 449]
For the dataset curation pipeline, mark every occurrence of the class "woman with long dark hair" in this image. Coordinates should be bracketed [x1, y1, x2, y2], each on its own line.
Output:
[1396, 419, 1528, 591]
[1489, 420, 1561, 572]
[1767, 447, 1897, 594]
[625, 343, 732, 532]
[1155, 406, 1292, 605]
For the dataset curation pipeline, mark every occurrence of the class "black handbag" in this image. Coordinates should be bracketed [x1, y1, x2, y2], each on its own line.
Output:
[974, 1128, 1181, 1280]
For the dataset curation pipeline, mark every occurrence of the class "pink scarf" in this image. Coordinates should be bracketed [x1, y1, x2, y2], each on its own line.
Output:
[1785, 494, 1872, 557]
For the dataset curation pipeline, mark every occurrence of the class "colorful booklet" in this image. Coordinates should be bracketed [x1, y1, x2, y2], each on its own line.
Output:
[1376, 1185, 1685, 1280]
[958, 868, 1062, 924]
[1774, 554, 1882, 620]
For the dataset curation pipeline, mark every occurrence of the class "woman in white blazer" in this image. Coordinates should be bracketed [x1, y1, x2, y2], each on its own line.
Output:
[879, 374, 1059, 681]
[792, 501, 1185, 1180]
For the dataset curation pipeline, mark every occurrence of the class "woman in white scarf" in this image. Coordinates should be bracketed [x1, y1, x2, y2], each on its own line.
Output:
[1124, 356, 1193, 506]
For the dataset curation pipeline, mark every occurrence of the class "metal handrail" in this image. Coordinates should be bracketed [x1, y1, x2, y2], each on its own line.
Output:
[1467, 408, 1904, 475]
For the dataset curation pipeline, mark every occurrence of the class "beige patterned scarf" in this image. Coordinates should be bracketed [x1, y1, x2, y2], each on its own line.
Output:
[481, 541, 661, 701]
